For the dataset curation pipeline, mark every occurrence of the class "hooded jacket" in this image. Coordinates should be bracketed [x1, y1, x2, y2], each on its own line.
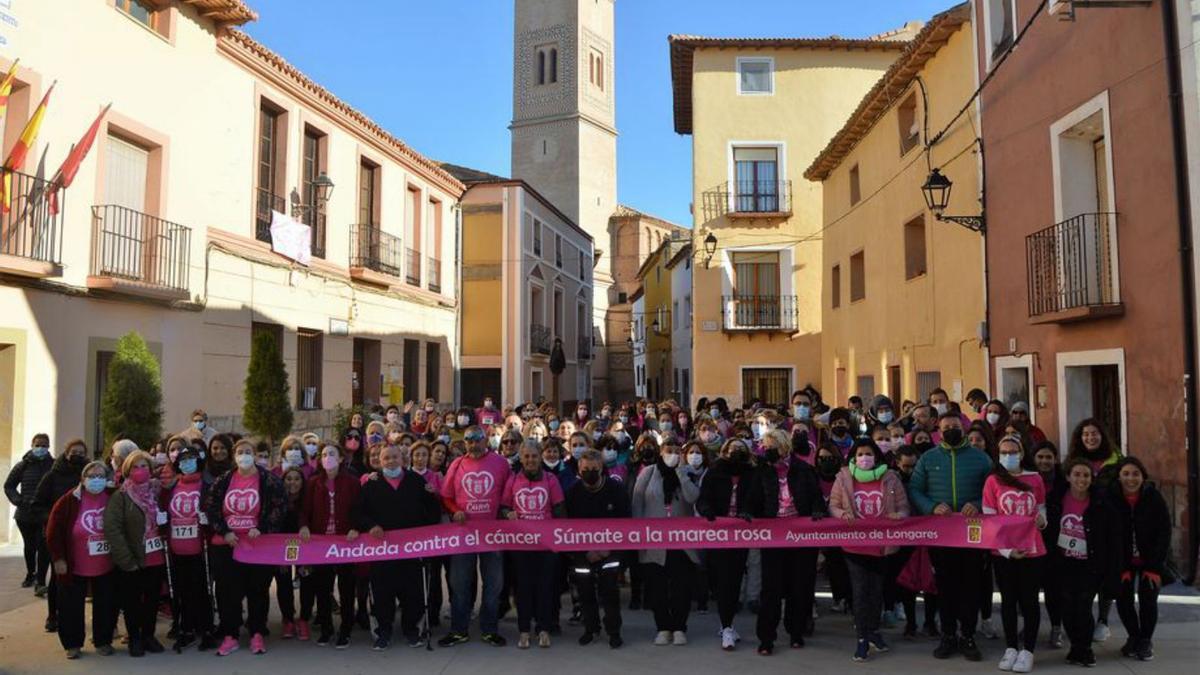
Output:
[1107, 482, 1173, 583]
[742, 457, 826, 519]
[5, 450, 54, 523]
[36, 454, 88, 514]
[695, 458, 755, 520]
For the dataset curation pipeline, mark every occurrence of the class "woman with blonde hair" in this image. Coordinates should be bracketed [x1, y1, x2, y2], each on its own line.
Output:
[103, 449, 167, 656]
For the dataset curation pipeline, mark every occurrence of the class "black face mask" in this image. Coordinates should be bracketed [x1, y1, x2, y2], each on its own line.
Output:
[817, 456, 840, 478]
[942, 428, 964, 447]
[792, 431, 810, 455]
[729, 449, 750, 465]
[831, 425, 848, 438]
[68, 455, 87, 469]
[764, 447, 780, 463]
[580, 469, 601, 486]
[913, 441, 935, 455]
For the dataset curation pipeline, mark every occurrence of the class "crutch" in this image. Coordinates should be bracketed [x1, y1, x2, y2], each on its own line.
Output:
[420, 558, 432, 651]
[201, 536, 217, 634]
[162, 544, 183, 653]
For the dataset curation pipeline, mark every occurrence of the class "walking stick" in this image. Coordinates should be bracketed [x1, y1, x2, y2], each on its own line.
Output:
[201, 536, 217, 630]
[421, 559, 432, 651]
[162, 544, 182, 653]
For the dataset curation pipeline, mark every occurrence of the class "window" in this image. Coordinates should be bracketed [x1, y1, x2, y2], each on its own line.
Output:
[553, 287, 564, 338]
[904, 215, 927, 279]
[114, 0, 162, 33]
[428, 198, 443, 293]
[898, 93, 920, 155]
[531, 370, 544, 399]
[403, 339, 420, 402]
[105, 134, 149, 212]
[685, 295, 692, 327]
[737, 57, 774, 95]
[549, 48, 558, 83]
[849, 164, 861, 205]
[850, 250, 865, 302]
[406, 187, 422, 286]
[255, 102, 284, 242]
[857, 375, 876, 401]
[296, 329, 323, 410]
[617, 291, 628, 304]
[916, 371, 942, 402]
[831, 264, 842, 309]
[986, 0, 1016, 62]
[537, 50, 545, 85]
[742, 368, 791, 407]
[578, 250, 586, 277]
[731, 251, 781, 328]
[888, 365, 902, 399]
[426, 342, 440, 401]
[673, 300, 679, 330]
[358, 160, 379, 226]
[533, 219, 543, 256]
[733, 146, 779, 212]
[302, 127, 327, 258]
[555, 233, 563, 268]
[589, 48, 605, 91]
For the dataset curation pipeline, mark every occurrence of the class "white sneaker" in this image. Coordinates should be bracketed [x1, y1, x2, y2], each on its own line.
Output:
[673, 631, 688, 646]
[1093, 622, 1110, 642]
[1012, 649, 1035, 673]
[894, 602, 907, 624]
[830, 599, 847, 613]
[655, 630, 671, 646]
[998, 647, 1018, 671]
[1048, 627, 1064, 649]
[720, 627, 736, 651]
[980, 617, 999, 639]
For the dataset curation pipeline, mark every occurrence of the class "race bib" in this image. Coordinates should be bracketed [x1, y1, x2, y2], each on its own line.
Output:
[87, 538, 110, 556]
[144, 536, 165, 554]
[1057, 532, 1087, 558]
[156, 511, 168, 526]
[172, 524, 198, 540]
[198, 512, 209, 525]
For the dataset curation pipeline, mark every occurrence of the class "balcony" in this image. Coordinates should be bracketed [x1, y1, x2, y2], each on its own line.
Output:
[1026, 213, 1123, 324]
[428, 256, 441, 294]
[701, 180, 792, 221]
[89, 204, 191, 300]
[530, 323, 551, 355]
[349, 223, 402, 286]
[0, 169, 63, 277]
[406, 247, 421, 286]
[254, 187, 286, 243]
[721, 295, 799, 333]
[577, 334, 592, 361]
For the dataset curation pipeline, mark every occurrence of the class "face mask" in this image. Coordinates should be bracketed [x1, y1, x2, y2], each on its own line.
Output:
[942, 428, 964, 447]
[438, 434, 451, 444]
[255, 457, 269, 469]
[85, 476, 108, 494]
[600, 409, 610, 418]
[236, 454, 255, 470]
[729, 448, 750, 464]
[322, 455, 340, 470]
[878, 411, 894, 424]
[32, 446, 48, 459]
[999, 454, 1022, 472]
[577, 410, 588, 419]
[855, 454, 876, 470]
[130, 466, 151, 484]
[661, 422, 673, 432]
[368, 433, 384, 444]
[580, 469, 601, 486]
[544, 459, 561, 469]
[710, 407, 720, 418]
[382, 466, 404, 479]
[876, 439, 895, 454]
[591, 431, 602, 441]
[831, 425, 848, 438]
[818, 456, 840, 477]
[549, 420, 560, 431]
[933, 403, 949, 416]
[179, 458, 198, 475]
[795, 404, 811, 419]
[345, 438, 361, 451]
[662, 453, 680, 468]
[484, 401, 494, 409]
[571, 445, 587, 460]
[986, 412, 1001, 426]
[646, 408, 657, 418]
[285, 449, 304, 466]
[425, 405, 435, 413]
[687, 453, 703, 468]
[613, 431, 628, 444]
[302, 442, 318, 457]
[618, 416, 628, 425]
[751, 423, 765, 439]
[602, 448, 618, 464]
[488, 436, 501, 450]
[444, 420, 456, 429]
[152, 453, 168, 466]
[194, 420, 206, 431]
[457, 415, 470, 427]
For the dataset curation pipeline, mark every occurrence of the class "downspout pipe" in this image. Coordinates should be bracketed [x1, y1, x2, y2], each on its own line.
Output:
[1162, 0, 1200, 582]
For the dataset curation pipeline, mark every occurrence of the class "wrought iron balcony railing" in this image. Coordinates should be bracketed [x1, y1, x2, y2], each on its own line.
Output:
[254, 187, 285, 243]
[1026, 212, 1120, 319]
[406, 247, 421, 286]
[91, 204, 191, 293]
[721, 295, 799, 332]
[350, 223, 402, 277]
[0, 169, 63, 268]
[428, 256, 441, 293]
[701, 180, 793, 220]
[530, 323, 551, 355]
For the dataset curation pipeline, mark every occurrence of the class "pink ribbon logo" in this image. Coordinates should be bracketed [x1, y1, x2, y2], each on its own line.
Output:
[460, 472, 495, 500]
[225, 488, 260, 515]
[80, 508, 105, 535]
[854, 490, 883, 517]
[514, 487, 549, 514]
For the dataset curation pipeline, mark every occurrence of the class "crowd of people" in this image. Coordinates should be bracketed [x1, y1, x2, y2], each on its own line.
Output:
[4, 388, 1174, 671]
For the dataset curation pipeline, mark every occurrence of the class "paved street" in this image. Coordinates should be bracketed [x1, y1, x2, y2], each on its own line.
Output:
[0, 545, 1196, 675]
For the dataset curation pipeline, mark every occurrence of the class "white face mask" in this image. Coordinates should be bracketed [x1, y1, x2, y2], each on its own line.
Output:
[999, 453, 1022, 472]
[285, 449, 304, 466]
[236, 454, 255, 470]
[752, 423, 765, 439]
[934, 403, 949, 416]
[304, 442, 319, 457]
[986, 412, 1001, 425]
[544, 459, 561, 469]
[687, 453, 704, 468]
[662, 453, 680, 468]
[457, 415, 470, 426]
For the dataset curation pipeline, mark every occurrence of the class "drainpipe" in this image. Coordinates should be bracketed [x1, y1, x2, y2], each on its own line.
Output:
[1162, 0, 1200, 582]
[454, 202, 463, 408]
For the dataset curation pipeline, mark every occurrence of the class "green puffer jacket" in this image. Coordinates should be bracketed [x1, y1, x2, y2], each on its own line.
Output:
[907, 441, 992, 514]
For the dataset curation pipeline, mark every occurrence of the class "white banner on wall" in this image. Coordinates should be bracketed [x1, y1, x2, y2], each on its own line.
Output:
[269, 209, 312, 266]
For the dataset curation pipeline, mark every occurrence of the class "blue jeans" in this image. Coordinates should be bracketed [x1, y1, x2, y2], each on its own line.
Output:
[450, 551, 503, 634]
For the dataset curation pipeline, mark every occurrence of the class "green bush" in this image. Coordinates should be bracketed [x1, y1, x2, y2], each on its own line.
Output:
[243, 329, 293, 444]
[99, 332, 162, 451]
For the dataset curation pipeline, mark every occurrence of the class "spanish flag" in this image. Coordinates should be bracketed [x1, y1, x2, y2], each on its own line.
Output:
[1, 81, 53, 212]
[0, 60, 19, 123]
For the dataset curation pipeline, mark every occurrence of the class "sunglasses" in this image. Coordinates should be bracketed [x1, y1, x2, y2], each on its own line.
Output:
[502, 439, 520, 445]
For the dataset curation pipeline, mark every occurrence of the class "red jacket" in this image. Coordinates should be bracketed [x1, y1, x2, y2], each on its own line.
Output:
[46, 486, 116, 585]
[301, 470, 360, 535]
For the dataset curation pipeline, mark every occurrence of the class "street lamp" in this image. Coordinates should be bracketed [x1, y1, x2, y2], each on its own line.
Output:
[290, 172, 336, 216]
[703, 232, 718, 268]
[921, 168, 984, 233]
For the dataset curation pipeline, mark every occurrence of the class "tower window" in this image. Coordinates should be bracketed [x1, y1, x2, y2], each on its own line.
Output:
[537, 50, 546, 85]
[536, 45, 558, 86]
[589, 48, 605, 91]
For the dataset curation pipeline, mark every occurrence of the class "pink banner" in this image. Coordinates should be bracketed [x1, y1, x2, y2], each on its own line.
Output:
[233, 515, 1040, 566]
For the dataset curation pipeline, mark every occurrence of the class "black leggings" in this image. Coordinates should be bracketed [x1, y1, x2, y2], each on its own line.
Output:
[707, 548, 748, 629]
[643, 552, 696, 633]
[16, 519, 49, 582]
[1115, 570, 1160, 642]
[930, 548, 984, 639]
[993, 556, 1042, 651]
[757, 548, 816, 644]
[1056, 558, 1100, 652]
[116, 566, 165, 644]
[211, 546, 272, 638]
[57, 573, 117, 650]
[172, 553, 213, 637]
[313, 563, 357, 635]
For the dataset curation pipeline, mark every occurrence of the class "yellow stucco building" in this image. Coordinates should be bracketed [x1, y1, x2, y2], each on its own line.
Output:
[631, 239, 674, 401]
[804, 4, 986, 406]
[669, 32, 910, 408]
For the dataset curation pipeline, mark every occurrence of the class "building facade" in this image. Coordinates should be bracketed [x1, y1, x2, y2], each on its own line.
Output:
[667, 243, 694, 408]
[669, 33, 907, 408]
[975, 0, 1191, 565]
[0, 1, 462, 540]
[511, 0, 617, 402]
[806, 5, 986, 407]
[631, 241, 674, 402]
[452, 169, 594, 408]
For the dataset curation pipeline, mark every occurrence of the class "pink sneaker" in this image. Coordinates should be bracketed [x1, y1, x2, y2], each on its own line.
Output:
[281, 621, 295, 639]
[216, 636, 239, 656]
[250, 633, 266, 655]
[297, 620, 311, 642]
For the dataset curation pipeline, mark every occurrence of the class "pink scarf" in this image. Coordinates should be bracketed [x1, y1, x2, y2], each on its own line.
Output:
[121, 477, 159, 522]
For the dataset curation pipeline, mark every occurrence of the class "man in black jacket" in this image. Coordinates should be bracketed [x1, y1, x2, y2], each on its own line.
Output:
[564, 450, 630, 649]
[354, 445, 442, 650]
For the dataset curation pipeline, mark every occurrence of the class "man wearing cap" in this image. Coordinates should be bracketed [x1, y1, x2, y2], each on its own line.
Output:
[1008, 402, 1047, 446]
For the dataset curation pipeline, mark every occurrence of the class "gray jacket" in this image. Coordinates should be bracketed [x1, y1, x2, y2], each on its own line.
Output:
[631, 464, 700, 565]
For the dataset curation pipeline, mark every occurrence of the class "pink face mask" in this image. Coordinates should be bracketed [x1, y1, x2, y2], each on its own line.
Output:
[129, 466, 151, 484]
[322, 455, 340, 471]
[855, 455, 876, 470]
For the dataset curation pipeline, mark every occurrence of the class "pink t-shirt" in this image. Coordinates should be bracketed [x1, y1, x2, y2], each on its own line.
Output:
[477, 409, 502, 427]
[215, 471, 261, 544]
[845, 479, 885, 557]
[441, 451, 511, 520]
[776, 463, 797, 518]
[416, 468, 443, 495]
[72, 491, 113, 577]
[1058, 493, 1089, 560]
[982, 473, 1046, 557]
[607, 463, 629, 484]
[168, 477, 203, 556]
[501, 472, 564, 521]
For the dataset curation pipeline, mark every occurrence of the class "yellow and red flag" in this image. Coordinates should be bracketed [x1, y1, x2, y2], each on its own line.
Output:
[1, 81, 53, 212]
[0, 60, 20, 122]
[46, 103, 110, 215]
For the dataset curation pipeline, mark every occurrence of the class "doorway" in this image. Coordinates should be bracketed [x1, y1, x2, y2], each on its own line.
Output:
[352, 338, 381, 407]
[1058, 349, 1126, 451]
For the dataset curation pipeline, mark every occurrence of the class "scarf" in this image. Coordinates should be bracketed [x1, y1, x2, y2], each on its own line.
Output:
[850, 464, 889, 483]
[656, 458, 681, 506]
[121, 476, 159, 524]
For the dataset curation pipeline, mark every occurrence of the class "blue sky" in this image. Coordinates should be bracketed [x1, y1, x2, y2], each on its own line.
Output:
[244, 0, 956, 226]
